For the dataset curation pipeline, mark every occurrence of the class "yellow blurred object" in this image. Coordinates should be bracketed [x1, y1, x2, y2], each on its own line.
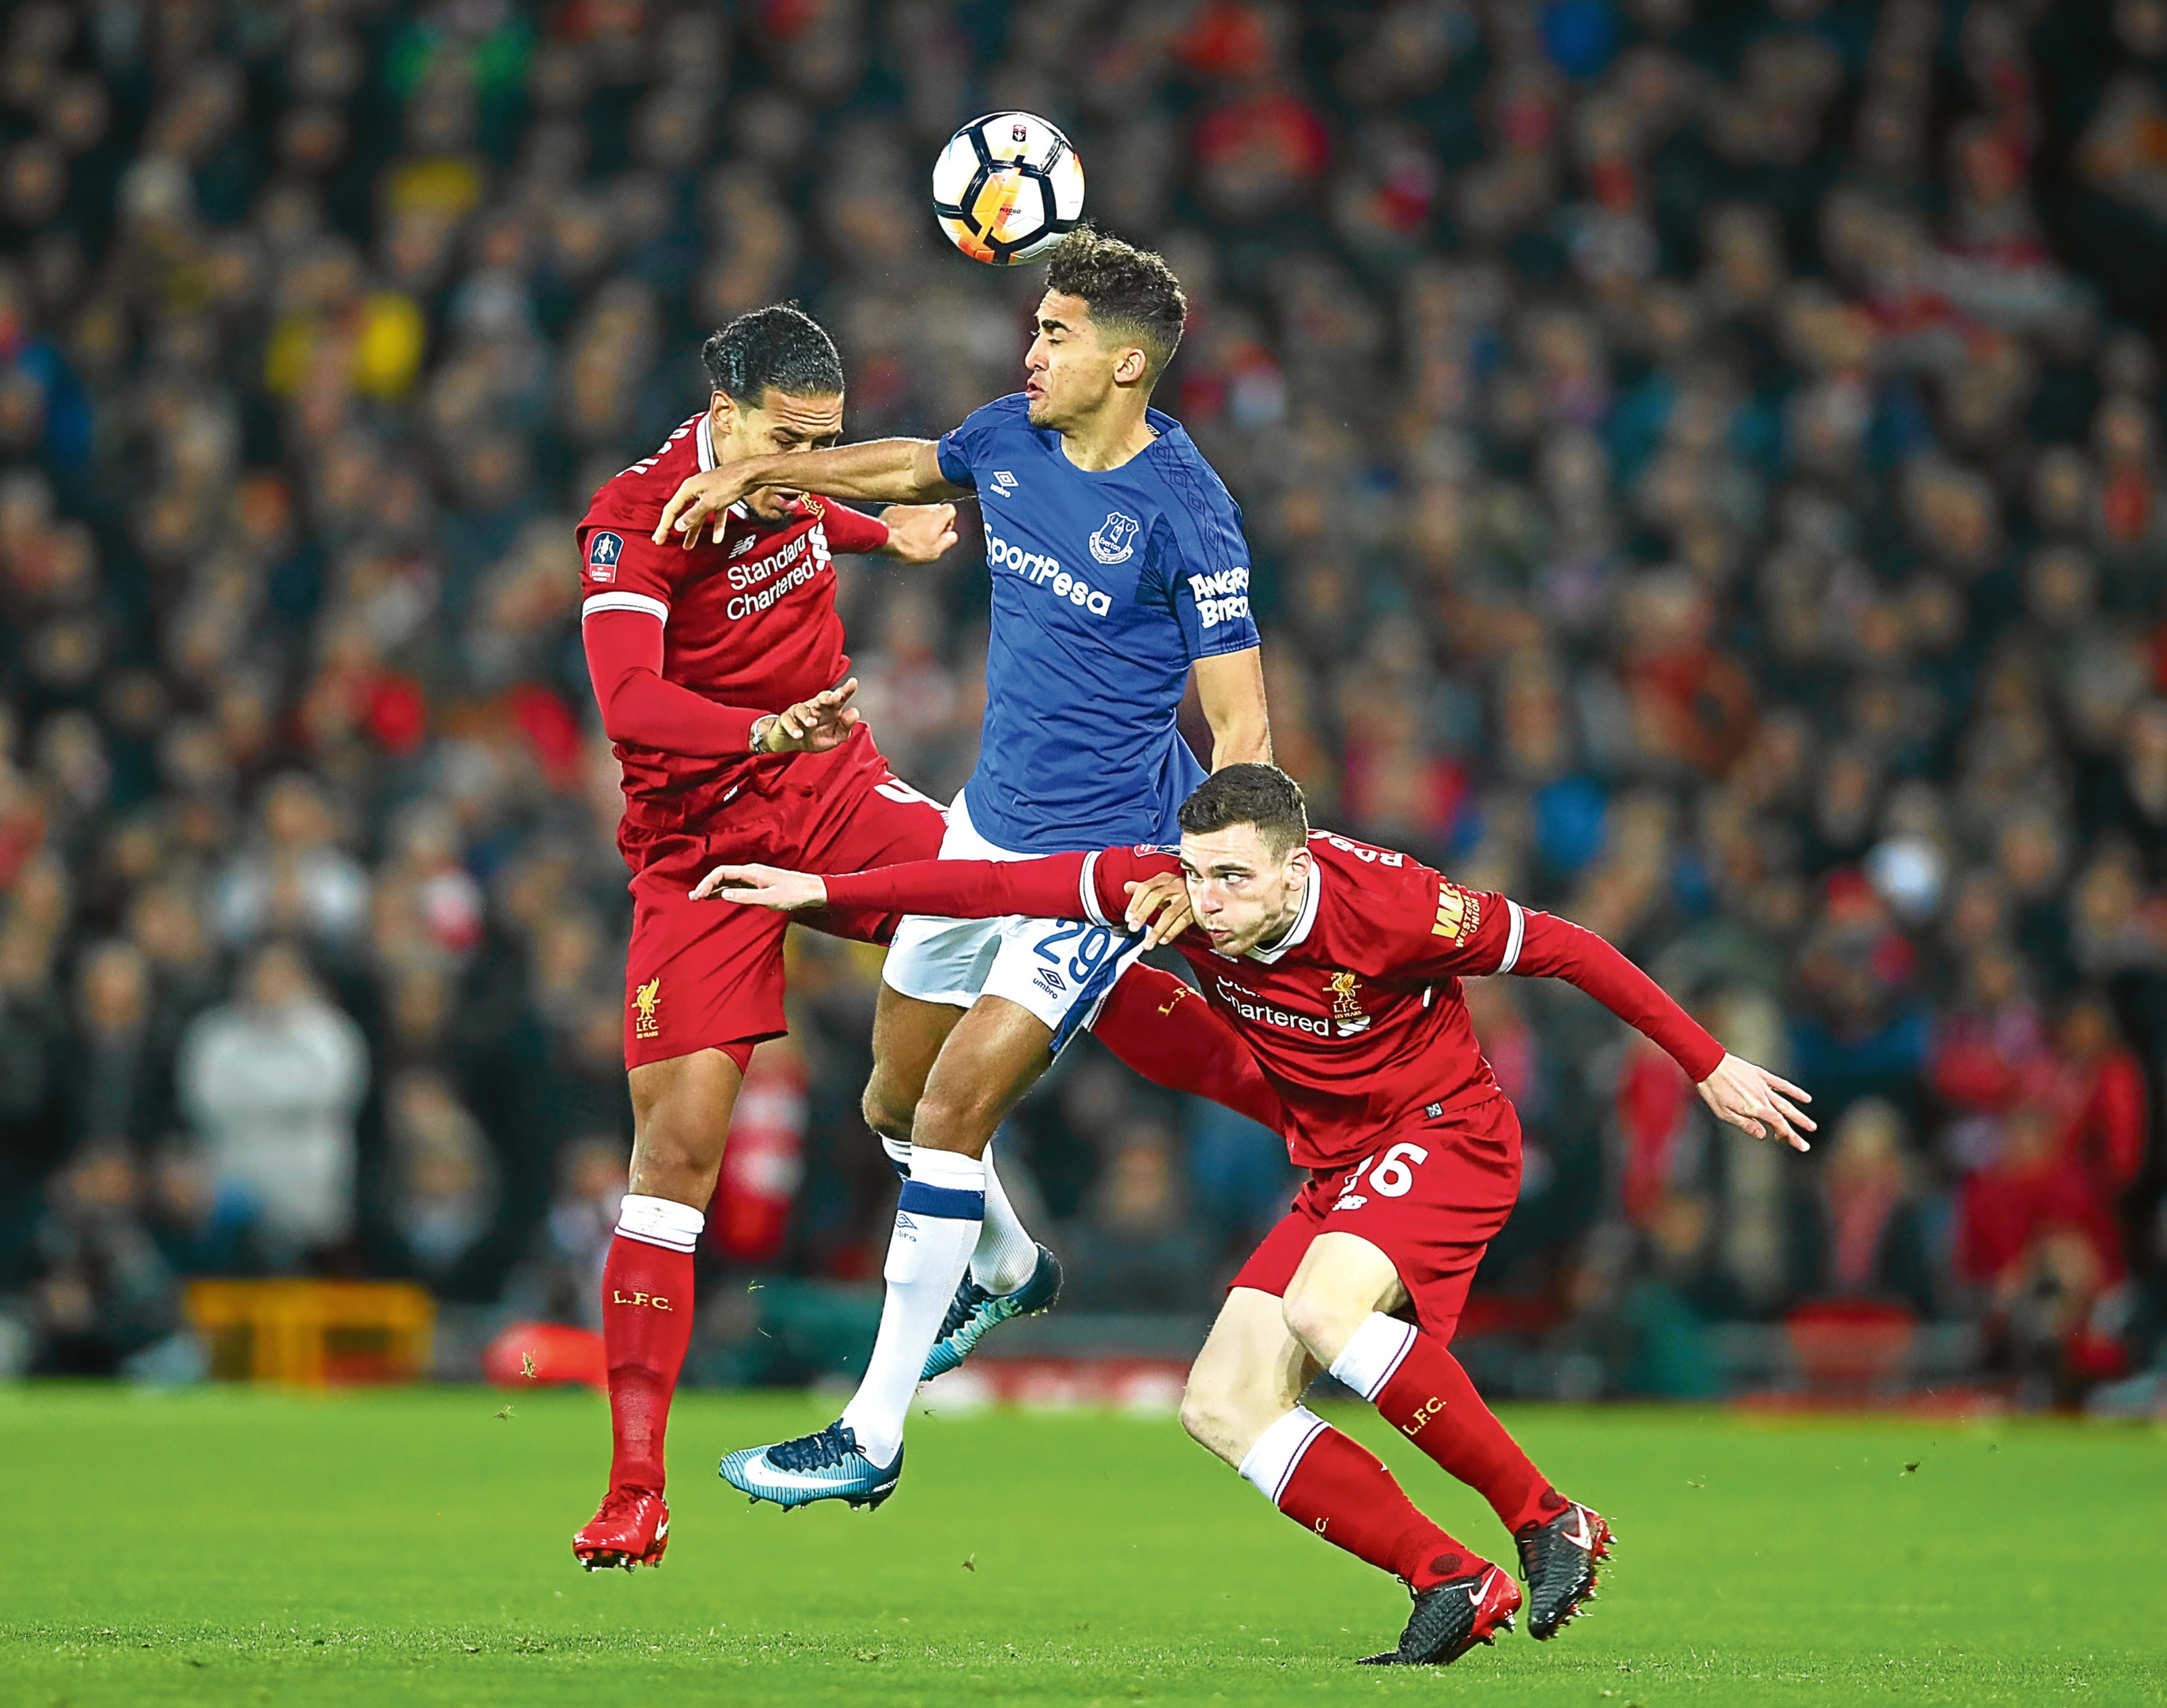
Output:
[262, 312, 315, 398]
[384, 155, 484, 217]
[183, 1279, 435, 1386]
[354, 292, 425, 398]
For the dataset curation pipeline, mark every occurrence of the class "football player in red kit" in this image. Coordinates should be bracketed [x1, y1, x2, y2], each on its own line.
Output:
[571, 308, 1278, 1570]
[698, 763, 1813, 1666]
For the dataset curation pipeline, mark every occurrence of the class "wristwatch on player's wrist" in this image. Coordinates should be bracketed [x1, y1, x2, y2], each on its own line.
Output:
[751, 714, 780, 754]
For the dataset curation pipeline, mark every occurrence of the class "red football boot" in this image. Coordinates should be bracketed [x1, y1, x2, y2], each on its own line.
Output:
[1359, 1563, 1522, 1665]
[573, 1488, 669, 1571]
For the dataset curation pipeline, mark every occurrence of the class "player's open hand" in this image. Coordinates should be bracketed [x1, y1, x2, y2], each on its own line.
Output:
[761, 679, 863, 754]
[1123, 872, 1194, 949]
[881, 502, 959, 564]
[1696, 1053, 1814, 1151]
[655, 466, 754, 548]
[691, 863, 830, 909]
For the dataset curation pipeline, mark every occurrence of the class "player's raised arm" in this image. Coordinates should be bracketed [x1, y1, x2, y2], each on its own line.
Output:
[656, 439, 967, 548]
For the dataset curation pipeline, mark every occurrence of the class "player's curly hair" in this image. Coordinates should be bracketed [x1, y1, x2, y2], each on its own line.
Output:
[1179, 764, 1309, 859]
[702, 304, 845, 404]
[1045, 226, 1187, 380]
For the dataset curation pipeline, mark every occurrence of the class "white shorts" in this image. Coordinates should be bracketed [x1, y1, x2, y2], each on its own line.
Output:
[880, 791, 1147, 1052]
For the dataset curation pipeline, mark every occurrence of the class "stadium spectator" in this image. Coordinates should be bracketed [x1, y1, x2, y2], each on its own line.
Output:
[176, 939, 369, 1268]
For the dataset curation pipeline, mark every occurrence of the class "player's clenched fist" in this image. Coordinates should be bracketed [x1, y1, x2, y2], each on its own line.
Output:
[751, 679, 862, 756]
[1695, 1053, 1815, 1151]
[880, 502, 959, 564]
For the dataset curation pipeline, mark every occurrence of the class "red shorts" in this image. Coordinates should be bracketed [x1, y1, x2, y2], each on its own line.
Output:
[618, 730, 947, 1068]
[1228, 1094, 1522, 1343]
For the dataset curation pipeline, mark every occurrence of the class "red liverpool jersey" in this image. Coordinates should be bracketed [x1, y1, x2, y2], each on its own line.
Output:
[820, 831, 1725, 1169]
[577, 413, 891, 829]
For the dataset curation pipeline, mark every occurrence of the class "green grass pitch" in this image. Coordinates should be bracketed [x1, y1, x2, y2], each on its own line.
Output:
[2, 1385, 2161, 1706]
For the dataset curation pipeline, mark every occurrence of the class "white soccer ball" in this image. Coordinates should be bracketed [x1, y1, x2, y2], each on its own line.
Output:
[930, 111, 1085, 266]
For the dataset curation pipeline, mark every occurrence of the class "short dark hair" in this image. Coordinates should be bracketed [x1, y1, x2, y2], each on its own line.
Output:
[1044, 226, 1187, 379]
[1178, 764, 1309, 858]
[701, 304, 844, 406]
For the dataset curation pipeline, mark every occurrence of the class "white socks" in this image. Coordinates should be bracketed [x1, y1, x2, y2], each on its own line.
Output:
[839, 1147, 984, 1467]
[1237, 1407, 1329, 1505]
[882, 1135, 1038, 1295]
[971, 1139, 1039, 1294]
[615, 1192, 704, 1253]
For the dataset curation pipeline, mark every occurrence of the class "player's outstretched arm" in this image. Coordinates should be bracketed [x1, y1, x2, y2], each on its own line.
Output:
[694, 851, 1102, 921]
[655, 440, 967, 548]
[693, 865, 829, 909]
[1502, 906, 1813, 1151]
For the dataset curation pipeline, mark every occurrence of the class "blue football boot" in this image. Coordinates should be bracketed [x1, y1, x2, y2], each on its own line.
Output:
[921, 1244, 1064, 1381]
[719, 1420, 902, 1510]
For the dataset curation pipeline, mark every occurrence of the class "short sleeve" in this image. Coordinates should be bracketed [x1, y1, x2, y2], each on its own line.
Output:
[936, 400, 1008, 489]
[577, 516, 683, 620]
[1158, 478, 1260, 662]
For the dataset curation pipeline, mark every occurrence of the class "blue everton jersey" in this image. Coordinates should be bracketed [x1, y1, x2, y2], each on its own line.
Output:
[936, 394, 1261, 853]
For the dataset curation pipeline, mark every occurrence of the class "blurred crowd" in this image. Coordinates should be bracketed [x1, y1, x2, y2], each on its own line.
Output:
[5, 0, 2167, 1407]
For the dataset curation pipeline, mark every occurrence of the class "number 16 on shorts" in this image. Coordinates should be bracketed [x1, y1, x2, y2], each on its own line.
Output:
[1330, 1142, 1429, 1213]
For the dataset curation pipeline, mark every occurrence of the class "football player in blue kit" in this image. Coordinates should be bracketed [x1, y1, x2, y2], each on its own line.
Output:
[655, 228, 1272, 1506]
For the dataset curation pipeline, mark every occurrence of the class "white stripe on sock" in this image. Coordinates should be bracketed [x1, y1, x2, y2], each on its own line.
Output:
[615, 1192, 704, 1254]
[1328, 1313, 1418, 1402]
[1238, 1407, 1329, 1506]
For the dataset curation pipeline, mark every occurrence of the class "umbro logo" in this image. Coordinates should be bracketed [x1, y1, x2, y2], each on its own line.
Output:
[991, 470, 1018, 497]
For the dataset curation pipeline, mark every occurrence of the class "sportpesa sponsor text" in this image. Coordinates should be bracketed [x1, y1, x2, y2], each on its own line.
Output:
[983, 526, 1254, 626]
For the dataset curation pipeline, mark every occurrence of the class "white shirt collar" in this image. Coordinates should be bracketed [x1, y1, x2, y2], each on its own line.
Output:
[696, 411, 716, 471]
[1246, 859, 1322, 965]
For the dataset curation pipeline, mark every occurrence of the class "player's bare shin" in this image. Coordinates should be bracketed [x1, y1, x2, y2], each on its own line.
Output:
[626, 1047, 746, 1206]
[1180, 1287, 1322, 1467]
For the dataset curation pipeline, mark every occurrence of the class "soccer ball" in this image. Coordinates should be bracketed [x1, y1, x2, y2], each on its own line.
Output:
[930, 111, 1085, 266]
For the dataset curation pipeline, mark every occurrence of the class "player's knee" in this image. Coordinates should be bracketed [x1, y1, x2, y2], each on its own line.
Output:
[910, 1083, 1001, 1154]
[1178, 1377, 1242, 1460]
[1280, 1288, 1360, 1367]
[860, 1075, 916, 1145]
[632, 1098, 726, 1190]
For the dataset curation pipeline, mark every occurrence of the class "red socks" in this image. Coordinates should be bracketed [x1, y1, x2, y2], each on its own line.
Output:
[1093, 964, 1286, 1131]
[1241, 1409, 1478, 1590]
[1329, 1313, 1564, 1535]
[601, 1195, 703, 1495]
